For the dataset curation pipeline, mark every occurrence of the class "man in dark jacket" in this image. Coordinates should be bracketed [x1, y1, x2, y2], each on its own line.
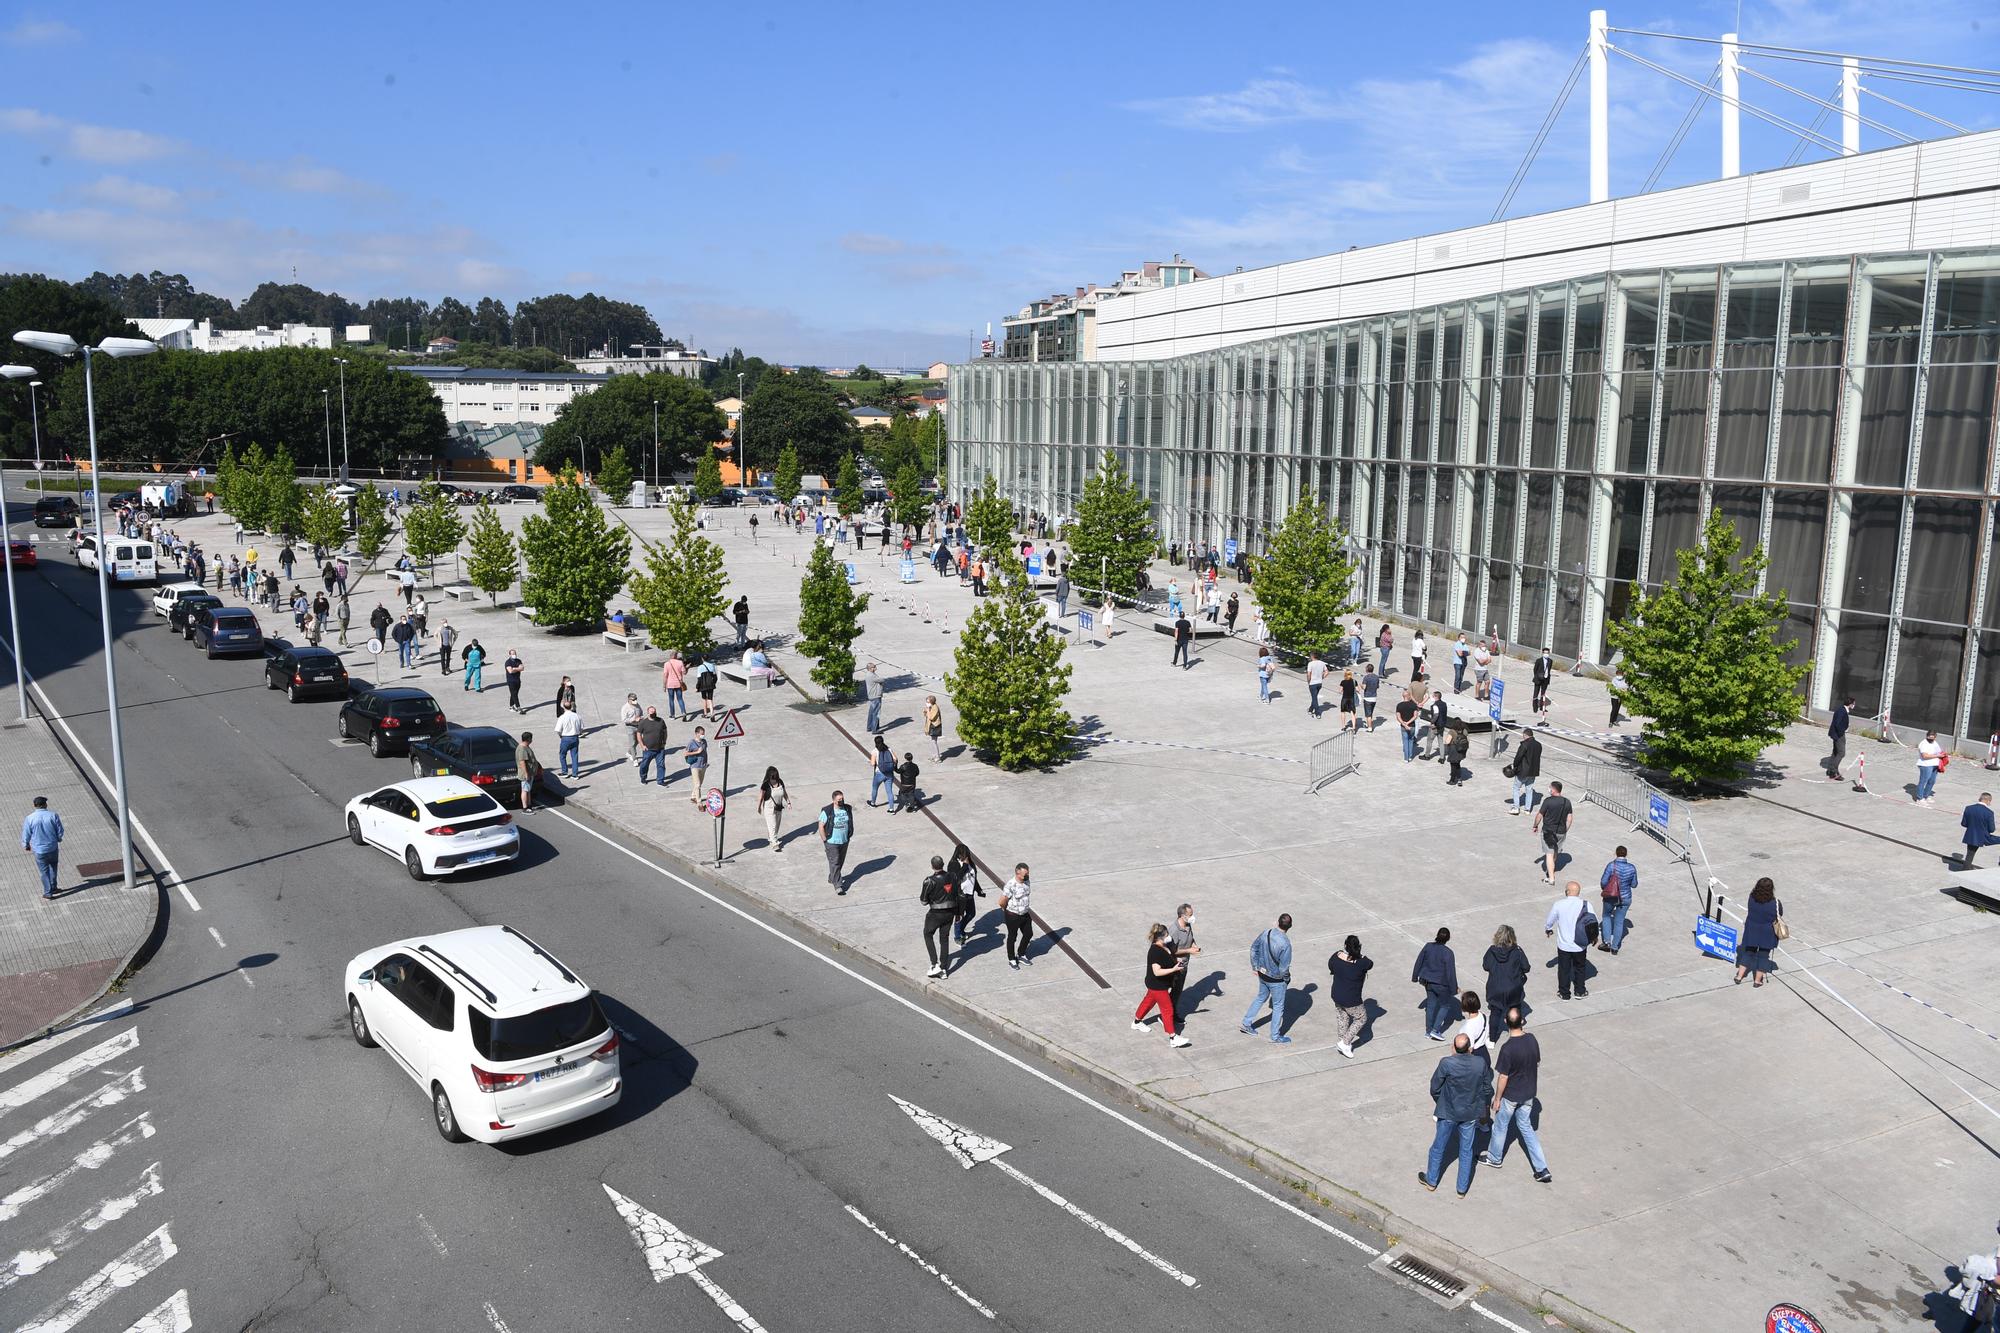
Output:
[1419, 1034, 1494, 1197]
[1412, 928, 1459, 1041]
[919, 854, 963, 979]
[1172, 614, 1193, 670]
[1962, 792, 1998, 868]
[1511, 730, 1542, 816]
[1425, 691, 1450, 761]
[1828, 695, 1853, 780]
[369, 602, 393, 642]
[1531, 646, 1555, 716]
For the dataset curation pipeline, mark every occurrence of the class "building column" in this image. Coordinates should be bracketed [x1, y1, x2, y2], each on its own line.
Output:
[1811, 258, 1869, 711]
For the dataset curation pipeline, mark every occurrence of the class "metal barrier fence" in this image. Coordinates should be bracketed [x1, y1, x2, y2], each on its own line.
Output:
[1306, 730, 1360, 794]
[1531, 735, 1693, 862]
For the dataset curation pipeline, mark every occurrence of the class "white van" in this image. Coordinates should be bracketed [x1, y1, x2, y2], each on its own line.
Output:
[75, 534, 159, 584]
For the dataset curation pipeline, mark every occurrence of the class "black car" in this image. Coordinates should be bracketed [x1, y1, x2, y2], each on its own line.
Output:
[192, 606, 265, 658]
[170, 593, 223, 636]
[32, 496, 77, 528]
[702, 488, 742, 507]
[407, 725, 528, 803]
[499, 485, 541, 503]
[265, 645, 350, 702]
[338, 686, 447, 757]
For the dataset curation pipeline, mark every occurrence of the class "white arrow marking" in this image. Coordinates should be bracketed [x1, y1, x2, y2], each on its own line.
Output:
[0, 1029, 137, 1116]
[843, 1204, 994, 1319]
[18, 1222, 175, 1333]
[0, 1113, 154, 1223]
[2, 1162, 164, 1290]
[0, 1068, 146, 1166]
[603, 1184, 768, 1332]
[116, 1289, 190, 1333]
[891, 1096, 1198, 1287]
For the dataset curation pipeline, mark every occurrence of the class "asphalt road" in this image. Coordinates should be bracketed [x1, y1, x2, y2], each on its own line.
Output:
[0, 536, 1541, 1333]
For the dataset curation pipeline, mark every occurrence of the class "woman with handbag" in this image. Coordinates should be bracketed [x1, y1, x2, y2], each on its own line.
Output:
[1734, 877, 1785, 987]
[923, 695, 945, 761]
[999, 863, 1033, 969]
[756, 766, 789, 853]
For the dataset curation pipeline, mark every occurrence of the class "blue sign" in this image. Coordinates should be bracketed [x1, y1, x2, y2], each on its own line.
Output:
[1078, 609, 1094, 632]
[1488, 677, 1504, 723]
[899, 556, 917, 584]
[1026, 556, 1042, 577]
[1648, 792, 1671, 830]
[1694, 915, 1738, 962]
[844, 561, 859, 584]
[1224, 538, 1238, 564]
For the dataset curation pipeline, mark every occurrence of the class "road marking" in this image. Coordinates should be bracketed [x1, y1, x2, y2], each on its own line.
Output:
[552, 810, 1384, 1259]
[417, 1212, 448, 1258]
[603, 1184, 768, 1333]
[2, 1162, 164, 1291]
[116, 1289, 190, 1333]
[206, 927, 226, 949]
[0, 1068, 146, 1166]
[18, 1222, 175, 1333]
[892, 1095, 1197, 1288]
[1469, 1300, 1535, 1332]
[0, 1113, 154, 1223]
[481, 1302, 513, 1333]
[842, 1204, 994, 1319]
[0, 1001, 133, 1076]
[0, 1029, 137, 1116]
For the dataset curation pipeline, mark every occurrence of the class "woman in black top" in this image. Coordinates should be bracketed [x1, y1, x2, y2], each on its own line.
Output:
[919, 855, 963, 979]
[1327, 935, 1373, 1056]
[1735, 877, 1783, 987]
[1482, 925, 1531, 1042]
[1133, 923, 1189, 1045]
[1337, 670, 1359, 732]
[946, 843, 982, 943]
[1444, 723, 1470, 785]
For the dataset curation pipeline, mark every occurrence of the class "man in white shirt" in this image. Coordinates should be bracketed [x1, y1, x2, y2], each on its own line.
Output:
[1544, 881, 1590, 1000]
[1306, 653, 1329, 718]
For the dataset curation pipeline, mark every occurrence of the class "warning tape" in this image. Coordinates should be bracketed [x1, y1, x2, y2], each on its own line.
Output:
[1818, 954, 2000, 1047]
[1055, 732, 1305, 766]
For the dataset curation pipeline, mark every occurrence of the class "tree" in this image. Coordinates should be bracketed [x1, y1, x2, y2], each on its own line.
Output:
[519, 467, 631, 625]
[773, 443, 803, 504]
[834, 454, 864, 517]
[946, 549, 1073, 770]
[300, 485, 347, 556]
[465, 504, 519, 606]
[403, 483, 467, 581]
[512, 292, 662, 362]
[354, 485, 392, 561]
[1253, 488, 1357, 658]
[891, 461, 928, 531]
[796, 539, 869, 695]
[964, 476, 1015, 551]
[263, 447, 303, 538]
[596, 447, 635, 502]
[742, 370, 854, 473]
[535, 371, 723, 476]
[224, 441, 269, 529]
[1067, 450, 1155, 599]
[629, 501, 730, 656]
[693, 451, 724, 502]
[1606, 508, 1808, 786]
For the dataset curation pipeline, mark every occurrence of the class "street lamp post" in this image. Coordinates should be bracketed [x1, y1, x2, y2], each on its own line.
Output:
[736, 372, 746, 486]
[652, 399, 659, 494]
[12, 331, 158, 890]
[0, 365, 36, 721]
[321, 388, 333, 480]
[26, 380, 42, 471]
[334, 358, 350, 483]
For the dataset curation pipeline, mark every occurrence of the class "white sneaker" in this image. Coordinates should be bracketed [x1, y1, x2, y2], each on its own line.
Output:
[927, 966, 943, 978]
[1338, 1042, 1354, 1059]
[1169, 1035, 1192, 1048]
[1132, 1021, 1148, 1031]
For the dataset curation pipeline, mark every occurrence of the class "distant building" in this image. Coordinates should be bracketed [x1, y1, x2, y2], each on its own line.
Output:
[394, 364, 603, 426]
[344, 324, 373, 344]
[133, 317, 334, 353]
[426, 335, 460, 355]
[848, 405, 893, 430]
[998, 256, 1207, 362]
[926, 361, 949, 380]
[573, 344, 715, 378]
[440, 422, 556, 485]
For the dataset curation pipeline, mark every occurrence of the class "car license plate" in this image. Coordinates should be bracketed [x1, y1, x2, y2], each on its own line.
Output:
[534, 1057, 584, 1083]
[435, 768, 449, 775]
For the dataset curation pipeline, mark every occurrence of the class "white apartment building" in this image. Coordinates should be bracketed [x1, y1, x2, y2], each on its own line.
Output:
[132, 318, 334, 352]
[573, 344, 714, 377]
[393, 365, 604, 426]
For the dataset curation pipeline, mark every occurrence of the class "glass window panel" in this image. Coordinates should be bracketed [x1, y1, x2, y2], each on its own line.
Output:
[1666, 278, 1718, 357]
[1766, 491, 1826, 605]
[1531, 362, 1562, 468]
[1715, 358, 1775, 479]
[1487, 559, 1514, 641]
[1438, 379, 1463, 463]
[1659, 370, 1709, 477]
[1411, 377, 1433, 462]
[1919, 360, 1995, 492]
[1934, 266, 2000, 334]
[1441, 317, 1465, 379]
[1616, 372, 1654, 473]
[1432, 469, 1456, 550]
[1519, 567, 1550, 644]
[1375, 543, 1395, 605]
[1891, 621, 1965, 737]
[1778, 603, 1816, 679]
[1525, 476, 1555, 566]
[1496, 376, 1523, 467]
[1488, 473, 1518, 559]
[1776, 366, 1838, 483]
[1867, 274, 1927, 338]
[1405, 468, 1426, 548]
[1569, 368, 1601, 469]
[1380, 467, 1401, 543]
[1831, 612, 1889, 716]
[1622, 282, 1660, 372]
[1970, 631, 2000, 739]
[1604, 579, 1638, 657]
[1931, 330, 2000, 368]
[1856, 341, 1917, 487]
[1559, 476, 1591, 571]
[1726, 280, 1783, 344]
[1841, 493, 1904, 615]
[1712, 485, 1762, 572]
[1649, 483, 1701, 585]
[1790, 276, 1848, 343]
[1608, 481, 1645, 582]
[1904, 497, 1979, 623]
[1573, 295, 1605, 364]
[1428, 546, 1449, 619]
[1554, 573, 1585, 658]
[1401, 547, 1424, 613]
[1385, 378, 1404, 461]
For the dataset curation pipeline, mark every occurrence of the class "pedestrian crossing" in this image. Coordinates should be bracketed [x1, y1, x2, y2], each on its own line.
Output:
[0, 1014, 187, 1333]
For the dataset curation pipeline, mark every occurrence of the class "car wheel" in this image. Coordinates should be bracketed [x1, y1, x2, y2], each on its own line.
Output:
[348, 996, 377, 1048]
[369, 730, 387, 758]
[411, 757, 426, 779]
[431, 1083, 468, 1143]
[204, 646, 215, 660]
[347, 813, 364, 846]
[287, 684, 299, 703]
[404, 846, 426, 880]
[265, 670, 279, 690]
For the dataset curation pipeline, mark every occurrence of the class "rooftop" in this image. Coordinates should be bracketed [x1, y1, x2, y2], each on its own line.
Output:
[395, 365, 604, 384]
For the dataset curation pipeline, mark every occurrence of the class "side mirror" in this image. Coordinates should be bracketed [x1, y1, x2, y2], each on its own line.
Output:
[356, 969, 374, 984]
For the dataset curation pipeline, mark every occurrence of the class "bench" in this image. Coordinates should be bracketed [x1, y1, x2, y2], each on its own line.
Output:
[1152, 616, 1229, 639]
[603, 620, 648, 652]
[715, 662, 783, 690]
[440, 584, 476, 601]
[515, 605, 536, 622]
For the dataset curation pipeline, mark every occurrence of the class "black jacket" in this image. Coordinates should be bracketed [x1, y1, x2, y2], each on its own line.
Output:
[920, 871, 962, 912]
[1513, 733, 1542, 781]
[1482, 944, 1530, 1002]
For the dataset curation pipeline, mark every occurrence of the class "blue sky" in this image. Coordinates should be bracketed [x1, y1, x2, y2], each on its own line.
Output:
[3, 2, 1997, 366]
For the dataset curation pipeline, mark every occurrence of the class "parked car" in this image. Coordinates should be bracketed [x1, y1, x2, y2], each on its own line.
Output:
[338, 685, 447, 757]
[343, 776, 520, 880]
[702, 488, 742, 507]
[191, 605, 264, 658]
[7, 540, 36, 569]
[170, 593, 223, 636]
[32, 496, 77, 528]
[498, 485, 541, 503]
[265, 644, 350, 702]
[407, 726, 532, 805]
[151, 580, 206, 617]
[344, 924, 620, 1143]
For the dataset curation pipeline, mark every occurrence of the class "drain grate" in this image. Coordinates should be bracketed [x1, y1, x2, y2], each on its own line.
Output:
[1369, 1249, 1471, 1309]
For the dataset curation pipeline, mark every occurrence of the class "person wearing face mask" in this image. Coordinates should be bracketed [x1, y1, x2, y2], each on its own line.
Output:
[1000, 862, 1034, 969]
[1166, 903, 1202, 1029]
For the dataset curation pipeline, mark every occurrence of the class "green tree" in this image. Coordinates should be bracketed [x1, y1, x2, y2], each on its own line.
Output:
[834, 453, 863, 517]
[519, 467, 631, 625]
[263, 447, 303, 538]
[354, 485, 392, 561]
[629, 501, 730, 656]
[1253, 488, 1358, 658]
[1607, 508, 1808, 786]
[890, 461, 928, 531]
[796, 538, 869, 695]
[534, 372, 724, 476]
[964, 476, 1015, 551]
[596, 446, 635, 502]
[773, 443, 803, 504]
[300, 485, 347, 556]
[1067, 450, 1154, 600]
[946, 549, 1072, 769]
[464, 504, 519, 607]
[742, 370, 854, 472]
[403, 483, 467, 581]
[225, 441, 270, 528]
[693, 451, 724, 503]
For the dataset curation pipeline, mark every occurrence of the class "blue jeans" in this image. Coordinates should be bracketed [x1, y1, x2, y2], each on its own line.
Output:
[666, 687, 685, 718]
[1454, 661, 1466, 692]
[1258, 673, 1270, 703]
[1378, 647, 1391, 674]
[34, 850, 58, 897]
[1423, 984, 1458, 1037]
[397, 641, 414, 667]
[1401, 727, 1417, 761]
[1485, 1098, 1547, 1172]
[638, 748, 669, 786]
[1308, 683, 1322, 716]
[866, 697, 882, 734]
[557, 734, 580, 778]
[870, 766, 894, 806]
[1602, 897, 1629, 949]
[1426, 1118, 1479, 1194]
[1511, 776, 1536, 812]
[1241, 977, 1287, 1037]
[1916, 764, 1940, 800]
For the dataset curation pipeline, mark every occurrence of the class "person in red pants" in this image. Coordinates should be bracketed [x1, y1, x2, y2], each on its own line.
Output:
[1133, 923, 1192, 1047]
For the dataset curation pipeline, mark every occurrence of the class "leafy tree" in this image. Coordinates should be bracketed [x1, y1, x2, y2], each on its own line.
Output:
[1607, 508, 1808, 786]
[742, 370, 854, 472]
[465, 504, 519, 606]
[535, 371, 723, 476]
[964, 476, 1015, 551]
[354, 485, 392, 561]
[300, 485, 347, 556]
[511, 292, 663, 362]
[702, 348, 771, 398]
[472, 296, 512, 345]
[1067, 450, 1154, 599]
[263, 447, 303, 538]
[693, 451, 724, 503]
[848, 363, 880, 381]
[75, 270, 235, 322]
[891, 461, 928, 531]
[403, 483, 467, 581]
[215, 443, 246, 521]
[796, 538, 869, 695]
[773, 444, 803, 504]
[629, 501, 730, 656]
[596, 446, 635, 502]
[1253, 488, 1358, 657]
[946, 549, 1073, 770]
[834, 454, 864, 517]
[223, 441, 269, 528]
[519, 467, 631, 625]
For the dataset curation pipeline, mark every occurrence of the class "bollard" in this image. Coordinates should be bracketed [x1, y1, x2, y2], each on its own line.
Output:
[1853, 751, 1867, 793]
[922, 601, 931, 623]
[1987, 733, 1998, 770]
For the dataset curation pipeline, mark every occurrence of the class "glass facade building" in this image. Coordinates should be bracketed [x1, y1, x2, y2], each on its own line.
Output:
[950, 250, 2000, 740]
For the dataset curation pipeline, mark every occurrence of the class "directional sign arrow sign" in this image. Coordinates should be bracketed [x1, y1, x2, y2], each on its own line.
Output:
[890, 1095, 1198, 1287]
[604, 1184, 769, 1332]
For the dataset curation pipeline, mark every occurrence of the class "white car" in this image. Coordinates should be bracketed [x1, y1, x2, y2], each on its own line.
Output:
[344, 776, 520, 880]
[151, 580, 206, 617]
[345, 925, 622, 1143]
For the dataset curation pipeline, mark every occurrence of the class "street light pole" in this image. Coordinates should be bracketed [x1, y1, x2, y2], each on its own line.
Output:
[27, 380, 41, 471]
[736, 372, 746, 486]
[334, 358, 350, 483]
[0, 366, 35, 722]
[652, 399, 659, 493]
[321, 388, 333, 480]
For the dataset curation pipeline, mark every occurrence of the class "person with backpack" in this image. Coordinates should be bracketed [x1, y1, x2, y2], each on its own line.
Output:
[1412, 927, 1460, 1040]
[1545, 880, 1594, 999]
[1133, 922, 1193, 1048]
[1239, 914, 1295, 1043]
[1599, 845, 1638, 953]
[1444, 723, 1470, 786]
[919, 854, 964, 979]
[694, 658, 719, 720]
[868, 735, 896, 809]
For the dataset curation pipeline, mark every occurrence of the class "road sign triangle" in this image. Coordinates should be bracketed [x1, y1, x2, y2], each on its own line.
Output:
[713, 709, 746, 741]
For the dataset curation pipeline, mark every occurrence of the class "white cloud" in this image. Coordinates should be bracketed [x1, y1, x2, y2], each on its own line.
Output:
[838, 231, 907, 255]
[3, 17, 78, 46]
[241, 157, 382, 198]
[76, 174, 180, 211]
[1124, 76, 1342, 131]
[0, 108, 181, 163]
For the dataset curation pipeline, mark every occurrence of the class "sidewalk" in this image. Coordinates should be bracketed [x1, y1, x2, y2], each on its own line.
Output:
[0, 680, 157, 1048]
[191, 500, 1995, 1331]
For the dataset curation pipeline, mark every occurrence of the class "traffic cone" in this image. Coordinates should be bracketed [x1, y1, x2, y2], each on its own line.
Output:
[1853, 751, 1867, 793]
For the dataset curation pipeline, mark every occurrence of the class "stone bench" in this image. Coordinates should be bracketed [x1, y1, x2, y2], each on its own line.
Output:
[515, 605, 536, 622]
[1152, 617, 1229, 639]
[603, 624, 648, 652]
[440, 584, 476, 601]
[716, 662, 782, 690]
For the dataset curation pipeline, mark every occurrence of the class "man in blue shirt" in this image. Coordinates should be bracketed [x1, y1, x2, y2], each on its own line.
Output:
[22, 795, 64, 901]
[1599, 846, 1639, 953]
[1240, 914, 1294, 1044]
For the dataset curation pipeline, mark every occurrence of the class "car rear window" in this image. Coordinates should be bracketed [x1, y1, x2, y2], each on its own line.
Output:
[460, 734, 517, 761]
[469, 995, 607, 1062]
[424, 792, 502, 820]
[387, 698, 441, 718]
[214, 613, 256, 627]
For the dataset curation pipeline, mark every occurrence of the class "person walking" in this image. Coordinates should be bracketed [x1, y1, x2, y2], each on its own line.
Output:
[514, 731, 543, 812]
[1482, 1008, 1553, 1182]
[462, 639, 485, 692]
[1306, 653, 1328, 719]
[1962, 792, 1999, 868]
[1100, 595, 1116, 642]
[321, 559, 338, 596]
[1531, 645, 1554, 716]
[279, 542, 296, 583]
[863, 662, 885, 734]
[635, 707, 669, 787]
[1481, 926, 1531, 1042]
[1224, 592, 1240, 635]
[946, 843, 981, 944]
[1055, 567, 1070, 621]
[1000, 864, 1034, 969]
[437, 620, 457, 675]
[1917, 730, 1945, 805]
[335, 556, 349, 597]
[369, 600, 393, 646]
[1607, 666, 1629, 726]
[684, 727, 709, 807]
[1240, 914, 1295, 1043]
[1733, 877, 1784, 987]
[1410, 629, 1427, 683]
[1418, 1034, 1492, 1198]
[867, 734, 896, 809]
[1361, 663, 1381, 732]
[335, 596, 352, 647]
[1412, 927, 1459, 1040]
[22, 795, 64, 901]
[411, 593, 429, 642]
[818, 791, 855, 892]
[895, 751, 922, 814]
[1508, 729, 1542, 816]
[1425, 689, 1450, 762]
[504, 648, 524, 713]
[1451, 634, 1470, 693]
[1444, 723, 1470, 786]
[1546, 881, 1592, 1000]
[391, 614, 416, 670]
[694, 659, 719, 719]
[1376, 623, 1393, 676]
[1166, 578, 1183, 620]
[555, 703, 583, 779]
[1328, 935, 1372, 1058]
[1256, 646, 1275, 704]
[619, 693, 643, 762]
[923, 695, 945, 761]
[1334, 668, 1357, 731]
[732, 596, 751, 647]
[1396, 689, 1420, 763]
[1133, 923, 1193, 1047]
[1598, 845, 1638, 953]
[1171, 612, 1193, 669]
[1165, 902, 1198, 1019]
[1532, 780, 1574, 883]
[1454, 992, 1490, 1053]
[553, 674, 577, 716]
[661, 651, 689, 720]
[1827, 694, 1854, 780]
[919, 854, 963, 979]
